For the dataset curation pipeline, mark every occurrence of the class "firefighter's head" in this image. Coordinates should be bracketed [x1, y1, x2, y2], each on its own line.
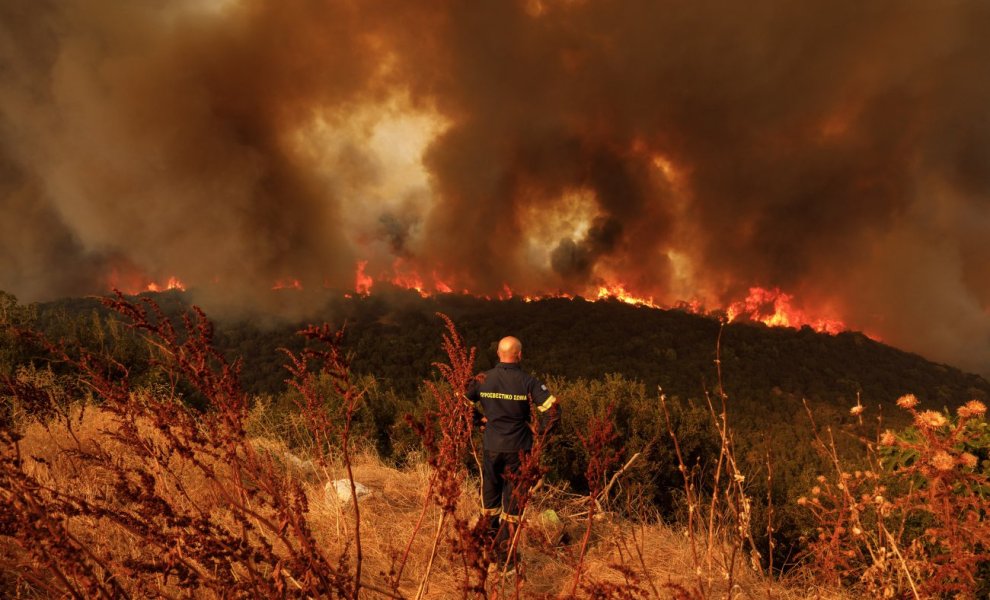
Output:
[497, 336, 522, 363]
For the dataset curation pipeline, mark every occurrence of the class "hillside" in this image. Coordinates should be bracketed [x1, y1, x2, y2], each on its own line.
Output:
[16, 287, 989, 414]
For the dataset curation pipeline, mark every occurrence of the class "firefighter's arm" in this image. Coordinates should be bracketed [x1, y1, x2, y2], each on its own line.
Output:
[464, 375, 486, 428]
[472, 402, 487, 428]
[462, 394, 485, 427]
[535, 394, 560, 435]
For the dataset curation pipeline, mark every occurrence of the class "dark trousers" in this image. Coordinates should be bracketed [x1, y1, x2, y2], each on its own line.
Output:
[481, 450, 523, 566]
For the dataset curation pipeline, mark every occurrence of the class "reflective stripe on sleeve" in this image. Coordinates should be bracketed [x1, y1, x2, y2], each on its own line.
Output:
[501, 512, 521, 524]
[536, 395, 557, 413]
[481, 506, 502, 517]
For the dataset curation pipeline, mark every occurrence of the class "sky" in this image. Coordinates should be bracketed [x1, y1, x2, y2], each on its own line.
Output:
[1, 0, 989, 375]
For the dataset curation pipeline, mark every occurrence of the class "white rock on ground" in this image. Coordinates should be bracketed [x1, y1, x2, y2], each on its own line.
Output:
[326, 479, 372, 504]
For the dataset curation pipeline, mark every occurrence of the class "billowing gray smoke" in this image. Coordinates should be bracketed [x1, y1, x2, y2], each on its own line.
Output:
[1, 0, 989, 374]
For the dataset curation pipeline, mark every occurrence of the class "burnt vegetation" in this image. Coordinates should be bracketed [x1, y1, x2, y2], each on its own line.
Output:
[1, 288, 989, 598]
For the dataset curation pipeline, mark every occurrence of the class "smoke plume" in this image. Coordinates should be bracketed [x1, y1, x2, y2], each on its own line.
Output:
[1, 0, 989, 373]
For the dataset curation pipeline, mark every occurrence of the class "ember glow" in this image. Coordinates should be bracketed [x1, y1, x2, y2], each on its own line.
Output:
[2, 1, 990, 374]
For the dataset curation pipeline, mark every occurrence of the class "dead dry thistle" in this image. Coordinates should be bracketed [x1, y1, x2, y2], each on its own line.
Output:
[658, 386, 703, 593]
[799, 394, 990, 598]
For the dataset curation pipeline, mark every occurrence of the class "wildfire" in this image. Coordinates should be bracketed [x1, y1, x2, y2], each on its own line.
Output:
[434, 277, 453, 294]
[365, 258, 457, 298]
[522, 291, 575, 303]
[102, 263, 849, 337]
[355, 261, 373, 295]
[106, 267, 187, 295]
[390, 270, 427, 297]
[595, 284, 660, 309]
[726, 287, 845, 334]
[349, 262, 848, 334]
[145, 277, 186, 293]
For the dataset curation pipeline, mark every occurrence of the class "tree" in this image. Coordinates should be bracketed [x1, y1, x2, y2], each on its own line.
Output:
[0, 291, 36, 377]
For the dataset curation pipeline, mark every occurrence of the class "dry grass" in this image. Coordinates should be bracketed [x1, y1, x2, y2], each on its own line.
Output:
[6, 404, 848, 599]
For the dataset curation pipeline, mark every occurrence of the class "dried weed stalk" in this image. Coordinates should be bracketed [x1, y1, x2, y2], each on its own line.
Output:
[570, 401, 622, 596]
[658, 321, 764, 599]
[0, 292, 371, 598]
[397, 313, 484, 599]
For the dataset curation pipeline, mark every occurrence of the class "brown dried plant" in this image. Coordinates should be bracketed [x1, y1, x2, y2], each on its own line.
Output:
[799, 395, 990, 598]
[657, 321, 764, 600]
[282, 322, 370, 598]
[395, 313, 485, 599]
[0, 292, 377, 598]
[569, 401, 623, 597]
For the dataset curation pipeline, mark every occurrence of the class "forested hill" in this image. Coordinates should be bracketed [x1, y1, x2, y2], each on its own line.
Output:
[10, 287, 988, 418]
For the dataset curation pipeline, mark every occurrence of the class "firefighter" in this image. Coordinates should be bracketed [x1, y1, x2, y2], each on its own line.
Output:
[465, 335, 560, 571]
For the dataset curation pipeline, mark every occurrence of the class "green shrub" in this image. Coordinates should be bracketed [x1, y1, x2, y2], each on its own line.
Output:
[542, 374, 719, 516]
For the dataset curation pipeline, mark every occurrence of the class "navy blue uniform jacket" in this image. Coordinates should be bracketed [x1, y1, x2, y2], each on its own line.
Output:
[466, 362, 558, 452]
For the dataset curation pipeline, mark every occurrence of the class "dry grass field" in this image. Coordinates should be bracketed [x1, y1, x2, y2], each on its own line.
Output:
[3, 404, 847, 599]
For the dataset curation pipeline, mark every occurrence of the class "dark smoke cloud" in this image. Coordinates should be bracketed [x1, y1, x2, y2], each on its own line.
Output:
[1, 0, 989, 373]
[551, 216, 623, 280]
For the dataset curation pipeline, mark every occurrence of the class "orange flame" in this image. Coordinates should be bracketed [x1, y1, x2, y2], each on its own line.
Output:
[595, 283, 660, 309]
[522, 291, 574, 303]
[389, 258, 427, 296]
[145, 277, 186, 293]
[272, 279, 303, 291]
[348, 263, 846, 333]
[355, 261, 373, 295]
[107, 265, 849, 336]
[726, 287, 844, 334]
[433, 274, 453, 294]
[355, 259, 457, 297]
[106, 266, 187, 295]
